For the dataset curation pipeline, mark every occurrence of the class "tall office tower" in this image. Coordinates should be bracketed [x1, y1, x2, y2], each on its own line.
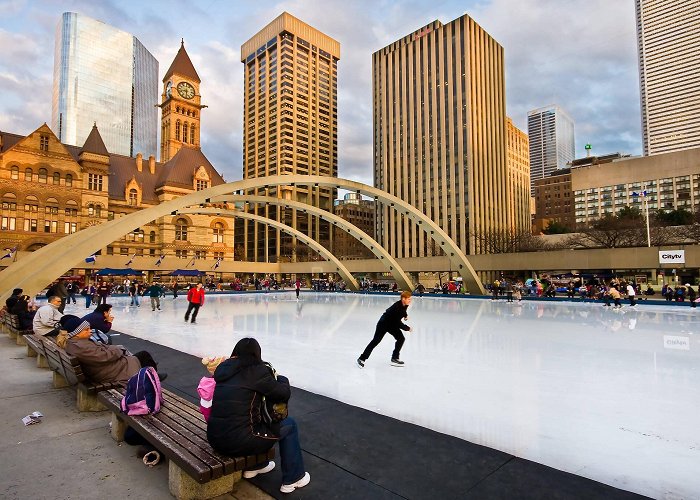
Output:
[506, 117, 531, 233]
[239, 12, 339, 263]
[636, 0, 700, 155]
[52, 12, 158, 158]
[373, 15, 508, 257]
[527, 105, 574, 196]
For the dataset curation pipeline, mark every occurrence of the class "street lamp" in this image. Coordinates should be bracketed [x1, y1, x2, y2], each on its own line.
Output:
[631, 189, 650, 247]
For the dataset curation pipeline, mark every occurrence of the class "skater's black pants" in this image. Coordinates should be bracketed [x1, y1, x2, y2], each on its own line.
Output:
[359, 321, 405, 361]
[184, 302, 201, 322]
[295, 288, 300, 299]
[629, 296, 636, 306]
[507, 292, 513, 302]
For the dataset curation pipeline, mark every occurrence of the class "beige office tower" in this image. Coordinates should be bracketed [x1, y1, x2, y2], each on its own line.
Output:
[373, 15, 508, 257]
[506, 117, 531, 233]
[636, 0, 700, 155]
[239, 13, 339, 263]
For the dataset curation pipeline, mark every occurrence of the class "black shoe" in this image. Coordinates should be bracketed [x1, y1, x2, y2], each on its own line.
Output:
[357, 358, 365, 368]
[390, 358, 405, 367]
[157, 372, 168, 382]
[184, 317, 189, 322]
[191, 320, 196, 324]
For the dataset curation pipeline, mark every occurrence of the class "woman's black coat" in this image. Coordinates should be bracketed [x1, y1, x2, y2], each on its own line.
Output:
[207, 357, 290, 457]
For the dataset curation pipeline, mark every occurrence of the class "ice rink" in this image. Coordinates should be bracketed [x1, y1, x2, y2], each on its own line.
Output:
[64, 292, 699, 498]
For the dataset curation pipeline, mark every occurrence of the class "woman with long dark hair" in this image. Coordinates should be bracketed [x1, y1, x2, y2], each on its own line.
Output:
[206, 338, 310, 494]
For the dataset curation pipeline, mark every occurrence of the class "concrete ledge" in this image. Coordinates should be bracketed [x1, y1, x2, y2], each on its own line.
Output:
[16, 334, 27, 346]
[77, 387, 106, 412]
[36, 353, 49, 368]
[110, 412, 127, 441]
[52, 371, 69, 389]
[168, 460, 240, 500]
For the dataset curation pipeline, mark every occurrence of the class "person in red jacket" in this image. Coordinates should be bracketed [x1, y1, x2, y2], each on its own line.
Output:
[184, 283, 205, 324]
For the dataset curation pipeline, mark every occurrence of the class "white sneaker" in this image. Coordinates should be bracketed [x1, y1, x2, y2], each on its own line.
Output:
[243, 460, 275, 479]
[280, 472, 310, 493]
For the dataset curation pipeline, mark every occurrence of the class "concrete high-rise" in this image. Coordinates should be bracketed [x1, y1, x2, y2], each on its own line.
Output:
[636, 0, 700, 155]
[373, 15, 509, 256]
[527, 105, 575, 196]
[238, 12, 339, 263]
[52, 12, 158, 158]
[506, 117, 531, 233]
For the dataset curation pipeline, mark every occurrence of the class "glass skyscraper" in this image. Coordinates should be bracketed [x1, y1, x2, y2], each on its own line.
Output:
[527, 105, 575, 196]
[52, 12, 158, 158]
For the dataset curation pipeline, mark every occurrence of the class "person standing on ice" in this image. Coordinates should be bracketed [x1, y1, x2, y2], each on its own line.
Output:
[357, 291, 412, 368]
[184, 283, 205, 324]
[295, 278, 301, 300]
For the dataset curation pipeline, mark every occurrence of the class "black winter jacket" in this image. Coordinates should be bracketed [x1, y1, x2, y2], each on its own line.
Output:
[379, 300, 410, 331]
[207, 358, 291, 457]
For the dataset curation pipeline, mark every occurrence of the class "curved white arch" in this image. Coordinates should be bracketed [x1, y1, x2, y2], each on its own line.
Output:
[177, 208, 359, 291]
[0, 175, 483, 298]
[211, 195, 414, 290]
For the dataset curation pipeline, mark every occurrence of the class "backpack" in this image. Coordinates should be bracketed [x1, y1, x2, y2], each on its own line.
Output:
[120, 367, 163, 416]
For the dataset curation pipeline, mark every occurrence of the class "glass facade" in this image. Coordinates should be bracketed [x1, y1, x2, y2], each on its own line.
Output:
[52, 12, 158, 157]
[528, 105, 575, 196]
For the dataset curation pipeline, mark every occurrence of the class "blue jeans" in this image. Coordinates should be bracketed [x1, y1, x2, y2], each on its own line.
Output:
[85, 295, 92, 308]
[131, 294, 140, 306]
[278, 417, 305, 485]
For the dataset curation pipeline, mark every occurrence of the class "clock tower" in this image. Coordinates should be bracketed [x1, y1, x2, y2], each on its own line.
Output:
[160, 40, 203, 162]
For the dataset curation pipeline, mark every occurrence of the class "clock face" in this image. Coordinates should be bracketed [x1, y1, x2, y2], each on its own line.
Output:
[165, 81, 172, 98]
[177, 81, 195, 99]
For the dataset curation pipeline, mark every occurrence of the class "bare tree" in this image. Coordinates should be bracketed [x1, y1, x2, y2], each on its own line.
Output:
[471, 228, 555, 253]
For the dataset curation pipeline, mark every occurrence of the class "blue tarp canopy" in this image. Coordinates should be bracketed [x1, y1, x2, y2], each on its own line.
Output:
[96, 268, 143, 276]
[169, 269, 205, 276]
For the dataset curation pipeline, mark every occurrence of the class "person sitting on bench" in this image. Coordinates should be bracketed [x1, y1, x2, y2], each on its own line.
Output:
[207, 338, 310, 494]
[33, 295, 64, 336]
[60, 315, 165, 383]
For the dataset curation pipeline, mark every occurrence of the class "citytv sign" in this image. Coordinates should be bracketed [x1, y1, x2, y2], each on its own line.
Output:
[659, 250, 685, 264]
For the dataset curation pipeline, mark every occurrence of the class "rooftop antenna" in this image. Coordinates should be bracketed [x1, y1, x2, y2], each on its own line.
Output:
[585, 143, 592, 158]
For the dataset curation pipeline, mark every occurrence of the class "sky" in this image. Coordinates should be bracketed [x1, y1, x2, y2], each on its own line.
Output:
[0, 0, 642, 186]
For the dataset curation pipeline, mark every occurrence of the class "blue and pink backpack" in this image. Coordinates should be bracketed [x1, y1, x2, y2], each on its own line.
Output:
[121, 366, 163, 415]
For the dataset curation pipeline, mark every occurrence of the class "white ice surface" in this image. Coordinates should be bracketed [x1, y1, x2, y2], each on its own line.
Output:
[63, 293, 700, 499]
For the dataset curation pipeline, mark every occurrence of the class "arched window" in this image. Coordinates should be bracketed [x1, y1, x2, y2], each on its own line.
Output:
[53, 172, 60, 185]
[175, 218, 188, 241]
[24, 168, 32, 181]
[149, 231, 156, 243]
[175, 120, 181, 140]
[190, 125, 195, 144]
[10, 166, 19, 180]
[38, 168, 47, 183]
[212, 222, 224, 243]
[95, 205, 102, 217]
[128, 188, 138, 206]
[65, 174, 73, 187]
[183, 122, 188, 143]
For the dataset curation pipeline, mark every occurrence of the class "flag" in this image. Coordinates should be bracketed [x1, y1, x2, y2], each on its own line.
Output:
[212, 257, 222, 270]
[155, 254, 165, 266]
[0, 246, 17, 260]
[125, 253, 137, 266]
[187, 256, 196, 267]
[85, 253, 97, 264]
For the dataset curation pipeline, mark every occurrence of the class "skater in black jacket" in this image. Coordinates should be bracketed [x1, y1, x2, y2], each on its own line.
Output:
[357, 291, 412, 367]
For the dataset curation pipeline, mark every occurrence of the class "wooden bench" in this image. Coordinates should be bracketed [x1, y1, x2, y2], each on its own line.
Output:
[98, 388, 275, 500]
[41, 338, 121, 411]
[24, 333, 50, 369]
[6, 313, 34, 345]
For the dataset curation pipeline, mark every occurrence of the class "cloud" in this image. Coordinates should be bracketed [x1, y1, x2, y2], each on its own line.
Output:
[0, 0, 644, 186]
[470, 0, 642, 157]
